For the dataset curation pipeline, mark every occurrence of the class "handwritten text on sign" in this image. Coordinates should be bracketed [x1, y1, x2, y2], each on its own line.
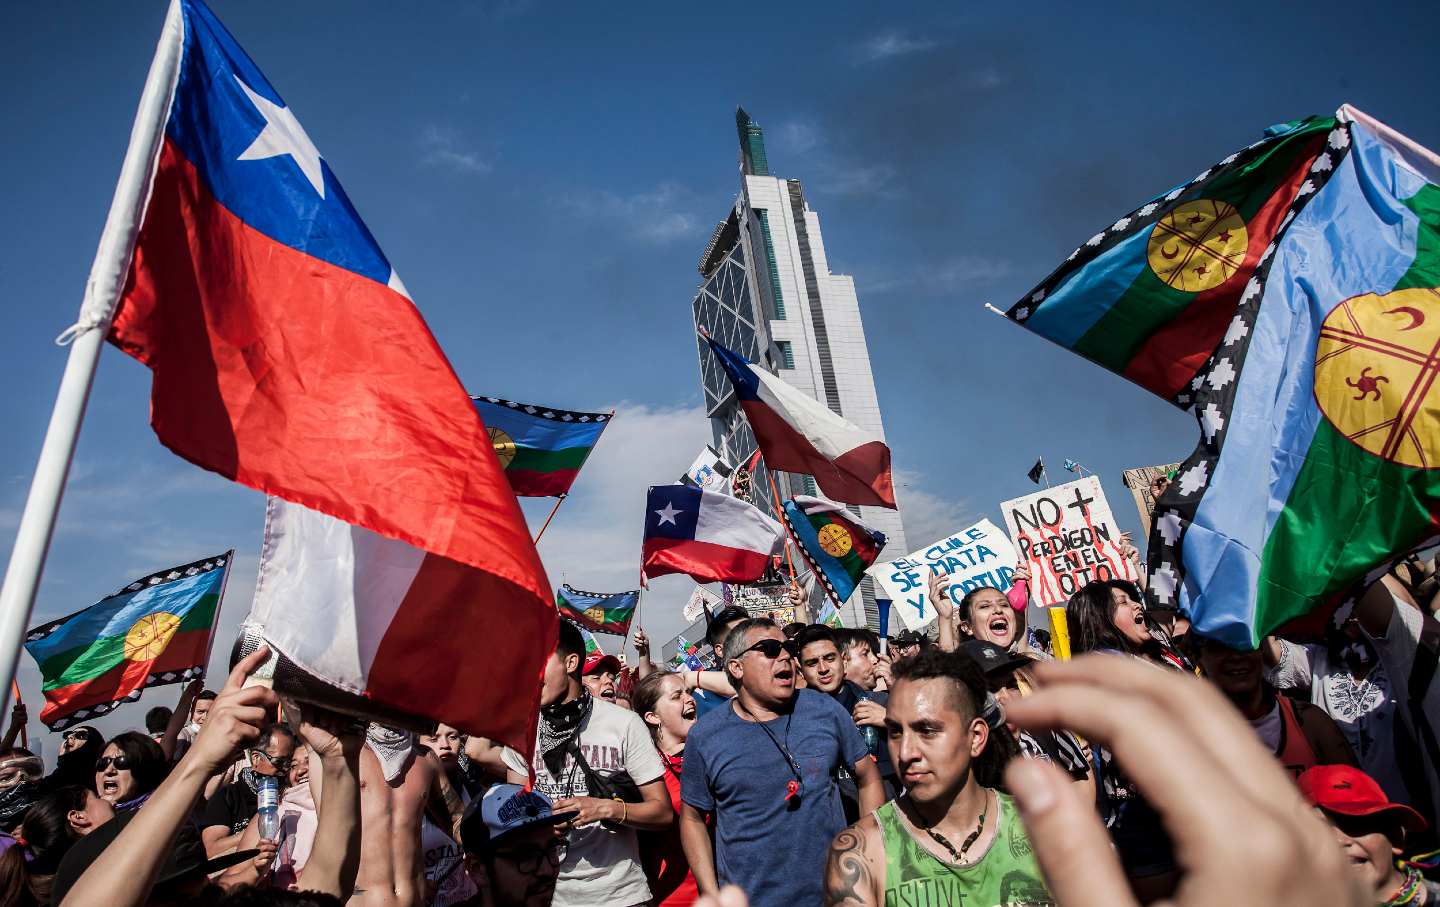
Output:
[1000, 476, 1136, 608]
[866, 519, 1017, 631]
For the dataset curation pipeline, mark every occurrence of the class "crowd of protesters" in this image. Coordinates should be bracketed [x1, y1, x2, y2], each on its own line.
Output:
[2, 540, 1440, 906]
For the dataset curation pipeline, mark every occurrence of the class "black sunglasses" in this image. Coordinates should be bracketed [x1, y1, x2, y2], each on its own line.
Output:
[492, 837, 568, 875]
[63, 729, 91, 741]
[251, 750, 294, 773]
[95, 755, 130, 772]
[741, 638, 793, 660]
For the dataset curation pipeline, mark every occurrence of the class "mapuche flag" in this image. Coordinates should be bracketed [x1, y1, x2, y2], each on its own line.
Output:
[106, 0, 554, 755]
[1005, 115, 1334, 405]
[472, 397, 611, 497]
[556, 585, 639, 636]
[703, 337, 895, 508]
[783, 498, 881, 610]
[781, 496, 886, 608]
[101, 0, 550, 618]
[1012, 105, 1440, 647]
[24, 554, 230, 730]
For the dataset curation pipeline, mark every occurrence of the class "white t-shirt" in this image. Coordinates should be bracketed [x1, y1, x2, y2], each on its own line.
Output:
[1268, 639, 1408, 803]
[501, 699, 665, 907]
[421, 813, 479, 906]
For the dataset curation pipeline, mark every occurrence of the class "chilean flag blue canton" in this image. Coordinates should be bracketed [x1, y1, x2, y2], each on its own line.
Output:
[640, 485, 784, 585]
[703, 337, 896, 508]
[104, 0, 555, 629]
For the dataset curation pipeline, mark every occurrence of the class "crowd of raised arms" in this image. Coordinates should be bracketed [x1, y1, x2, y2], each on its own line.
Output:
[4, 548, 1440, 907]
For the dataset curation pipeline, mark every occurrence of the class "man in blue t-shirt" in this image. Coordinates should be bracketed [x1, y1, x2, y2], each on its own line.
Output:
[680, 617, 884, 907]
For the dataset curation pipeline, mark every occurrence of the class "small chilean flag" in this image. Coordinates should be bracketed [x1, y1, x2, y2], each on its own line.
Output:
[640, 486, 784, 584]
[704, 337, 896, 508]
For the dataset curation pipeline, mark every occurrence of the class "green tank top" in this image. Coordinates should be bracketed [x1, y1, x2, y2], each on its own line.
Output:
[874, 792, 1054, 906]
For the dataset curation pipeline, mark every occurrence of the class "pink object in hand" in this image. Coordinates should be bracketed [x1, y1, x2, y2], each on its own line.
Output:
[1007, 579, 1029, 611]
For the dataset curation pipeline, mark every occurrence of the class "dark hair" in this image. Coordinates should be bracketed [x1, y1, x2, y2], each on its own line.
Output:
[706, 606, 750, 647]
[957, 585, 1006, 624]
[145, 707, 172, 735]
[556, 621, 586, 677]
[209, 885, 345, 905]
[1066, 580, 1151, 657]
[20, 785, 87, 874]
[795, 625, 838, 654]
[255, 724, 296, 753]
[833, 628, 880, 656]
[630, 671, 677, 743]
[101, 732, 168, 798]
[0, 846, 36, 907]
[45, 727, 104, 791]
[781, 622, 807, 640]
[891, 648, 1018, 790]
[196, 690, 218, 703]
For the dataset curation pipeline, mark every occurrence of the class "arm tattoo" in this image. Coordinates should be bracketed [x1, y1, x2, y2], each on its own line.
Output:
[825, 828, 876, 906]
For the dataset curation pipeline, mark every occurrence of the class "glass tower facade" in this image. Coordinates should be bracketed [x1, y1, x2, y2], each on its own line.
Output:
[689, 108, 907, 629]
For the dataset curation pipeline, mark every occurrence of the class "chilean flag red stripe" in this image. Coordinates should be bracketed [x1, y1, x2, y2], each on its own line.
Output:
[705, 337, 896, 508]
[641, 485, 784, 584]
[99, 0, 553, 751]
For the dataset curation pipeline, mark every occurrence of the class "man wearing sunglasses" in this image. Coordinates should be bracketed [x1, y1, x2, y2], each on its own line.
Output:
[200, 722, 296, 857]
[461, 783, 580, 907]
[680, 618, 884, 907]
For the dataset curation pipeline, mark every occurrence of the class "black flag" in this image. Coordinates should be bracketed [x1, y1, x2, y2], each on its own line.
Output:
[1027, 459, 1045, 485]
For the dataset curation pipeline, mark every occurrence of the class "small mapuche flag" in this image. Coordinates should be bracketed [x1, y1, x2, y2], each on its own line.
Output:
[472, 396, 611, 497]
[556, 585, 639, 636]
[574, 623, 604, 657]
[24, 553, 231, 730]
[781, 496, 886, 607]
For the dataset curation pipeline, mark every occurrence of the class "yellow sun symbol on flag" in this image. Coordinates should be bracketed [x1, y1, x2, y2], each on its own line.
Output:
[817, 524, 853, 558]
[1146, 200, 1248, 293]
[489, 427, 517, 468]
[123, 613, 182, 662]
[583, 607, 607, 625]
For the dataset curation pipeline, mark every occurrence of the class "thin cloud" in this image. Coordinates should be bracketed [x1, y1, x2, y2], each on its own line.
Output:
[893, 468, 977, 548]
[776, 121, 824, 155]
[856, 31, 940, 63]
[814, 162, 899, 199]
[862, 255, 1015, 295]
[419, 126, 494, 175]
[555, 182, 701, 244]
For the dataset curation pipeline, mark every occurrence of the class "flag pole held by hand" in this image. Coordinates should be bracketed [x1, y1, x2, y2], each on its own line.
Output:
[0, 0, 185, 694]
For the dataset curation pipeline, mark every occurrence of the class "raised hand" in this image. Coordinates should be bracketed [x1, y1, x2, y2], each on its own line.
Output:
[189, 647, 279, 775]
[1003, 656, 1364, 907]
[634, 628, 651, 657]
[928, 571, 954, 620]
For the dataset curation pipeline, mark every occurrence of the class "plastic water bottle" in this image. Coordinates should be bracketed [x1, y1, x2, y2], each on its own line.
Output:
[257, 775, 280, 840]
[857, 692, 880, 755]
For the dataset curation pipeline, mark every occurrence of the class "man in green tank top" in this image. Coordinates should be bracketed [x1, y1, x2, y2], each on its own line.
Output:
[823, 648, 1053, 906]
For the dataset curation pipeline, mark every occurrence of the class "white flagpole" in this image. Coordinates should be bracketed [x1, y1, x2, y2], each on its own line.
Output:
[0, 0, 184, 691]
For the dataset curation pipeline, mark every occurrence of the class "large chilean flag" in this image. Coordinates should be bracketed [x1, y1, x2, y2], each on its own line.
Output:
[704, 337, 896, 508]
[102, 1, 554, 746]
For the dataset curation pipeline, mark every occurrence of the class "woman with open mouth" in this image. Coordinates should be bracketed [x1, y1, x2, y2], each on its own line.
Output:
[93, 731, 167, 812]
[632, 670, 699, 906]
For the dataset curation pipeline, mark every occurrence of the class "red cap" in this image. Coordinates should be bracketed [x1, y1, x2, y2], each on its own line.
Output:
[1297, 765, 1427, 833]
[583, 654, 622, 676]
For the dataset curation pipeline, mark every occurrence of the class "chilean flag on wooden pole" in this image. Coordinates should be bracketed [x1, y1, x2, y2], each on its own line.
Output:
[0, 0, 554, 751]
[704, 336, 896, 508]
[640, 485, 785, 585]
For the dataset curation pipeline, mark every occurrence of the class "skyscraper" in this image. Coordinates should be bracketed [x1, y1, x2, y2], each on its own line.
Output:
[691, 108, 906, 629]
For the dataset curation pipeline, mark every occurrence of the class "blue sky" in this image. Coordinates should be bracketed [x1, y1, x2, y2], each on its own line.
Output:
[2, 0, 1438, 747]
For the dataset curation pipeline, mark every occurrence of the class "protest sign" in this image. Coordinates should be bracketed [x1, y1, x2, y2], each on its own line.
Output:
[1122, 463, 1181, 538]
[866, 519, 1018, 632]
[1001, 476, 1137, 608]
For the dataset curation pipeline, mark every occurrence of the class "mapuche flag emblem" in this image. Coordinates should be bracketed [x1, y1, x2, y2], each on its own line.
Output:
[24, 553, 231, 729]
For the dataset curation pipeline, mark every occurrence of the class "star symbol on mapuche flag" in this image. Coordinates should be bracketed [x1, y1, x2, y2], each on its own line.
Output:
[655, 503, 682, 526]
[234, 76, 326, 198]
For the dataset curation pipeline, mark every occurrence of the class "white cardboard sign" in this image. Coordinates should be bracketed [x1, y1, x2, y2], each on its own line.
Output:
[866, 519, 1018, 631]
[1000, 476, 1137, 608]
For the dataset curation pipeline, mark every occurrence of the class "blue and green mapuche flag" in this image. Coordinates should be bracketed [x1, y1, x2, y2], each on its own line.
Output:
[25, 553, 230, 729]
[1011, 105, 1440, 646]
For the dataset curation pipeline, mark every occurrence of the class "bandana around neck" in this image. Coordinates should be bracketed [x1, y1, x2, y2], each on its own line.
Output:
[538, 689, 592, 776]
[366, 724, 416, 784]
